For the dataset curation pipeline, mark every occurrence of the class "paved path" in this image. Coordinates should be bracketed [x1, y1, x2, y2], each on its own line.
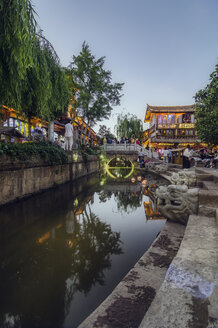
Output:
[140, 167, 218, 328]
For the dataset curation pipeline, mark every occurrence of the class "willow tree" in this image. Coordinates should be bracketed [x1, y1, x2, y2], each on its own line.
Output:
[115, 113, 143, 140]
[68, 42, 124, 142]
[41, 36, 71, 141]
[194, 64, 218, 146]
[19, 33, 71, 139]
[0, 0, 37, 109]
[19, 37, 51, 138]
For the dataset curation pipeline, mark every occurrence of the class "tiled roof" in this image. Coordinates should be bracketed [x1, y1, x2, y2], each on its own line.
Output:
[146, 105, 195, 112]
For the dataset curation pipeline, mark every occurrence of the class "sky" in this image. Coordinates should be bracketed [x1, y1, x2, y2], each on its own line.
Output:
[32, 0, 218, 134]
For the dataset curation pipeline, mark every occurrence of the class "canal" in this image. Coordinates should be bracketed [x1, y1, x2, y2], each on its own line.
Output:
[0, 172, 168, 328]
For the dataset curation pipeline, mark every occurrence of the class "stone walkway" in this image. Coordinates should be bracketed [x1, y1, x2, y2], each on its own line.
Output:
[139, 167, 218, 328]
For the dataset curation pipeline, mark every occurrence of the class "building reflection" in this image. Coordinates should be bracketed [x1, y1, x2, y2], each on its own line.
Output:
[143, 186, 165, 221]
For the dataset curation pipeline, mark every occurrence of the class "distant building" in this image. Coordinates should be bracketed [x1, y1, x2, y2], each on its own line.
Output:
[143, 104, 201, 148]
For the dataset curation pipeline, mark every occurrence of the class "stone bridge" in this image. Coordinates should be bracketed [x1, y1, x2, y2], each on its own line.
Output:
[103, 143, 158, 162]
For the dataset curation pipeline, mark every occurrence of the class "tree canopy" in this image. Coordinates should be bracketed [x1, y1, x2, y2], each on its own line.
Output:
[98, 125, 115, 140]
[194, 64, 218, 146]
[0, 0, 37, 109]
[115, 113, 144, 140]
[19, 33, 71, 137]
[68, 42, 124, 126]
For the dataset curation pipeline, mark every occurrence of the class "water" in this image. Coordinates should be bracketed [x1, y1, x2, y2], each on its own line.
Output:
[0, 173, 168, 328]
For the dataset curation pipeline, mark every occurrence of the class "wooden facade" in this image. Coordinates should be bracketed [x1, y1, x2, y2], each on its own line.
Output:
[0, 105, 97, 145]
[143, 104, 201, 148]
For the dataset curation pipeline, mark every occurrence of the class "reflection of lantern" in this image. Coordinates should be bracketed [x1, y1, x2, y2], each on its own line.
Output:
[142, 179, 147, 186]
[131, 177, 136, 183]
[137, 176, 142, 182]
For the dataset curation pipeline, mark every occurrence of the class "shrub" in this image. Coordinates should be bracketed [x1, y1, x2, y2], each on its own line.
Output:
[0, 142, 68, 165]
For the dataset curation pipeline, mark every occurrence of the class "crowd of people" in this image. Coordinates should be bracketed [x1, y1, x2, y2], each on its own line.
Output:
[136, 144, 218, 170]
[103, 136, 141, 145]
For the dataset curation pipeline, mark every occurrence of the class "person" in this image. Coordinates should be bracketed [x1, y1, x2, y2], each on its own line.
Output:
[158, 148, 162, 160]
[55, 138, 62, 148]
[182, 145, 191, 168]
[168, 148, 172, 163]
[138, 147, 144, 161]
[65, 120, 74, 151]
[139, 157, 145, 168]
[136, 138, 140, 145]
[203, 149, 213, 168]
[163, 147, 169, 163]
[212, 153, 218, 168]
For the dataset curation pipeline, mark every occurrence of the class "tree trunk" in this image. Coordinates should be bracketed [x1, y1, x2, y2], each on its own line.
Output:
[83, 125, 88, 144]
[28, 117, 32, 140]
[48, 121, 54, 142]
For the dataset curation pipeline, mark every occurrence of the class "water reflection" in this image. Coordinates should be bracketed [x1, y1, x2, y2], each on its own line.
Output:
[0, 173, 168, 328]
[106, 157, 134, 179]
[64, 200, 123, 295]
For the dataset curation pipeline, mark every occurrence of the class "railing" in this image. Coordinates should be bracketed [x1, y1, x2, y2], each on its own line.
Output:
[103, 142, 159, 159]
[104, 142, 142, 152]
[151, 136, 199, 143]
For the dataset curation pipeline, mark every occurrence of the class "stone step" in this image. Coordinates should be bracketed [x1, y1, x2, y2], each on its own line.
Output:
[196, 172, 214, 182]
[198, 205, 217, 218]
[202, 180, 218, 191]
[199, 190, 218, 208]
[139, 214, 218, 328]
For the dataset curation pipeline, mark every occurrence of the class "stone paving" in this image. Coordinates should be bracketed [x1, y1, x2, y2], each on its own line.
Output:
[78, 167, 218, 328]
[78, 222, 185, 328]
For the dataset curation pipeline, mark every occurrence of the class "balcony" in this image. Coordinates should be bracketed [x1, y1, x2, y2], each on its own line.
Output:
[151, 135, 200, 143]
[157, 123, 195, 129]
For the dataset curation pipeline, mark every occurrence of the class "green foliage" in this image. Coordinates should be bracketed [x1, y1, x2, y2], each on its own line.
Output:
[98, 125, 115, 139]
[194, 64, 218, 146]
[68, 42, 124, 126]
[19, 38, 51, 125]
[115, 113, 143, 139]
[19, 34, 71, 127]
[78, 145, 100, 163]
[39, 35, 71, 121]
[0, 1, 70, 125]
[0, 0, 37, 108]
[0, 142, 68, 164]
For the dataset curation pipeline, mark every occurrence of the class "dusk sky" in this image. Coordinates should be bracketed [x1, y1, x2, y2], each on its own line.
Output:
[32, 0, 218, 133]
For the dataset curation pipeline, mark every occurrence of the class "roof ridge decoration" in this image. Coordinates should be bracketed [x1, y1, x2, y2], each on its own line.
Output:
[147, 104, 195, 109]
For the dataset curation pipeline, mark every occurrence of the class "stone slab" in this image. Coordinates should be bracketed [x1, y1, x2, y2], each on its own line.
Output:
[78, 222, 185, 328]
[139, 214, 218, 328]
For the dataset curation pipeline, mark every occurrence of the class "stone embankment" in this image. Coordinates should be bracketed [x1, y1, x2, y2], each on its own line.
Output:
[0, 153, 99, 206]
[79, 167, 218, 328]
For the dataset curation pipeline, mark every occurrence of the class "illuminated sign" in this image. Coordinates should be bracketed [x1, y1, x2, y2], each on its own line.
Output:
[178, 123, 194, 129]
[158, 124, 176, 129]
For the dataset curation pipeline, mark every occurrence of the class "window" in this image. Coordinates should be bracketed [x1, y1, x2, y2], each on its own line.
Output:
[158, 115, 162, 124]
[182, 113, 191, 123]
[167, 114, 175, 124]
[177, 115, 182, 123]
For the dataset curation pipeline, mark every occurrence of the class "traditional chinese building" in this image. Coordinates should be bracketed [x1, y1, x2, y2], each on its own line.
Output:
[0, 105, 97, 145]
[144, 104, 201, 148]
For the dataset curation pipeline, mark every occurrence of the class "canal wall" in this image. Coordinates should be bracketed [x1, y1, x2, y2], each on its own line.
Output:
[0, 154, 100, 206]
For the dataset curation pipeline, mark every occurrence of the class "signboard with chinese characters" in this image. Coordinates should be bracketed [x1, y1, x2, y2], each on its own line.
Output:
[178, 123, 194, 129]
[158, 124, 176, 129]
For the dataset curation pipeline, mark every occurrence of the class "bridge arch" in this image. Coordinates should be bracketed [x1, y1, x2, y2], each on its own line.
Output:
[105, 156, 135, 179]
